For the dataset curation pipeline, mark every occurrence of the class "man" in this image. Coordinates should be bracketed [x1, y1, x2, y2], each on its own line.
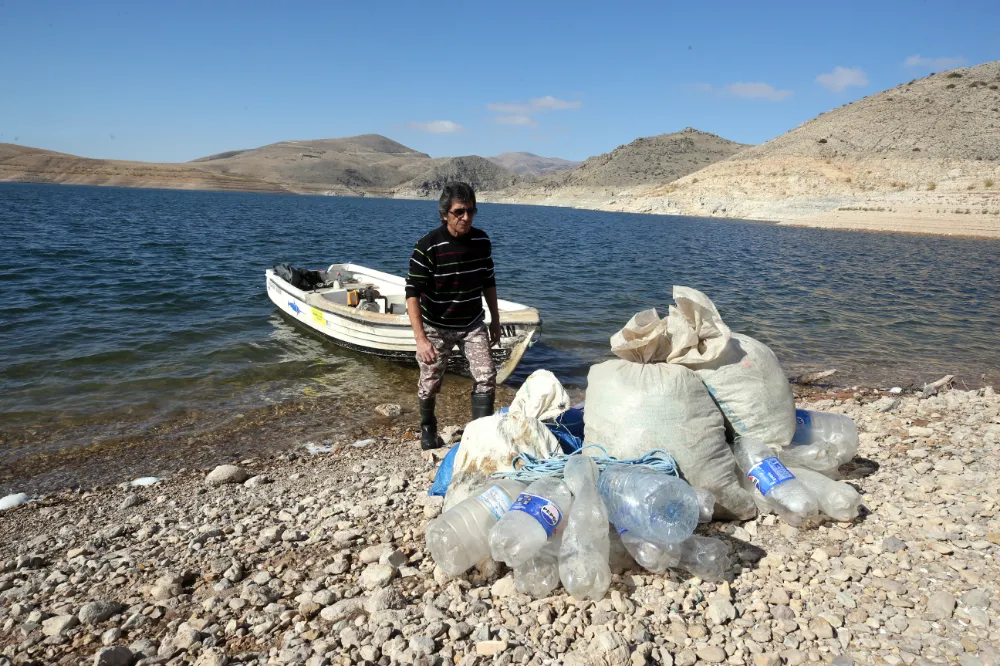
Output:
[405, 182, 501, 450]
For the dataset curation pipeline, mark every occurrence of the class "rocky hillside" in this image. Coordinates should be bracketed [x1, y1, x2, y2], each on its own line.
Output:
[394, 156, 521, 198]
[537, 128, 749, 188]
[486, 152, 578, 178]
[633, 61, 1000, 229]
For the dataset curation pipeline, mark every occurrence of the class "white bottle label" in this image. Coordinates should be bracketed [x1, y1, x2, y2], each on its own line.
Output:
[477, 486, 514, 520]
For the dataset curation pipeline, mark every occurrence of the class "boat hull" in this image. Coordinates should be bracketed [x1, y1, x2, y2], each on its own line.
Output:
[265, 265, 540, 383]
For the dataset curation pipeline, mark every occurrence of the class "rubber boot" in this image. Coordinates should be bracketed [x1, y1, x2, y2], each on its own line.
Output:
[471, 392, 495, 421]
[419, 397, 442, 450]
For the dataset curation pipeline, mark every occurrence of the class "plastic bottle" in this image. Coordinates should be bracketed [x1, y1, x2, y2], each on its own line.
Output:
[558, 456, 611, 600]
[788, 466, 862, 522]
[678, 536, 731, 582]
[514, 538, 561, 598]
[426, 479, 526, 576]
[597, 465, 700, 544]
[695, 487, 716, 523]
[732, 436, 819, 527]
[489, 477, 573, 569]
[780, 409, 859, 473]
[619, 530, 683, 573]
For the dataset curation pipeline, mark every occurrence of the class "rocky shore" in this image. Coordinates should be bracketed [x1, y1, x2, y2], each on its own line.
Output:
[2, 386, 999, 666]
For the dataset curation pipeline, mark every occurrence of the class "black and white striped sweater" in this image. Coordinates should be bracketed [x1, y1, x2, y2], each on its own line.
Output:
[404, 225, 496, 329]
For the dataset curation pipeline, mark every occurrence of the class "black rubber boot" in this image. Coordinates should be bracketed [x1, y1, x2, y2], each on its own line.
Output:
[419, 397, 442, 450]
[470, 392, 495, 421]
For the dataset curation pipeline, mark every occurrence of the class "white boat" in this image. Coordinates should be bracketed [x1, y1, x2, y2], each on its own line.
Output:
[265, 263, 541, 383]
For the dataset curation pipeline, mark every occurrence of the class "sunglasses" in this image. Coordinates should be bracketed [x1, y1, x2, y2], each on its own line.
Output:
[449, 207, 478, 218]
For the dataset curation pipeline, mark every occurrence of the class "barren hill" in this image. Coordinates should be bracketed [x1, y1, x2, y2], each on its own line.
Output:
[394, 156, 521, 198]
[632, 61, 1000, 235]
[0, 144, 288, 193]
[486, 152, 578, 178]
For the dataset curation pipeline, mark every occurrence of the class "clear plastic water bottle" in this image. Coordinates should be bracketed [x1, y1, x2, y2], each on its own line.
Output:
[678, 536, 731, 582]
[733, 436, 819, 527]
[780, 409, 859, 473]
[597, 465, 700, 544]
[514, 538, 561, 598]
[788, 466, 862, 522]
[426, 480, 526, 576]
[695, 488, 716, 523]
[489, 477, 572, 569]
[558, 456, 611, 600]
[619, 529, 683, 573]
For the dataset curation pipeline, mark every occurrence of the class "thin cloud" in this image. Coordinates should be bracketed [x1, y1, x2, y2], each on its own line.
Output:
[407, 120, 463, 134]
[693, 81, 793, 101]
[816, 66, 869, 93]
[495, 115, 538, 127]
[486, 96, 582, 114]
[904, 54, 966, 69]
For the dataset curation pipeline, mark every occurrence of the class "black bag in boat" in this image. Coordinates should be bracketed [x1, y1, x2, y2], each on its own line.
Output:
[273, 263, 325, 291]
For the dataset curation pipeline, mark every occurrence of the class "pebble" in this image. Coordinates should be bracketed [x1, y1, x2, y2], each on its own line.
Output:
[204, 464, 249, 485]
[476, 640, 508, 657]
[92, 646, 134, 666]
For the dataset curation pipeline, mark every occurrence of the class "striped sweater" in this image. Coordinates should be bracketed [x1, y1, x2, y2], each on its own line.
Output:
[404, 225, 496, 329]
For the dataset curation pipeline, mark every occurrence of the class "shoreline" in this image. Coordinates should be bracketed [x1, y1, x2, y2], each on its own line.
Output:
[6, 179, 1000, 240]
[2, 385, 998, 665]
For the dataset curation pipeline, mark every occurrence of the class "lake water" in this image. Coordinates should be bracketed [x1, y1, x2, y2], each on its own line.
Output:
[2, 183, 999, 491]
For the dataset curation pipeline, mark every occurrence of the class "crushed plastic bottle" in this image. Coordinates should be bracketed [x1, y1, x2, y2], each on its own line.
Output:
[489, 477, 573, 569]
[514, 538, 561, 598]
[733, 436, 819, 526]
[619, 530, 683, 573]
[558, 456, 611, 600]
[788, 466, 862, 522]
[780, 409, 859, 473]
[695, 487, 716, 523]
[678, 535, 731, 582]
[426, 479, 526, 576]
[597, 465, 700, 544]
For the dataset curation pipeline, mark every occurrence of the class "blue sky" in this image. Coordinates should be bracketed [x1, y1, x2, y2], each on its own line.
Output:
[1, 0, 997, 162]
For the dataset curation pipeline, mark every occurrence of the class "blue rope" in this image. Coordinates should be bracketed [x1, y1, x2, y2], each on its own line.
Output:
[493, 444, 679, 483]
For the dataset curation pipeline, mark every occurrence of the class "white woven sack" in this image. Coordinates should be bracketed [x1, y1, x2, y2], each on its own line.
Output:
[444, 369, 567, 511]
[687, 333, 796, 449]
[582, 359, 756, 520]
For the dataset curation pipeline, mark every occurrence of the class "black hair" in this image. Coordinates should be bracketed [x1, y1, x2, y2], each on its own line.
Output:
[438, 182, 477, 222]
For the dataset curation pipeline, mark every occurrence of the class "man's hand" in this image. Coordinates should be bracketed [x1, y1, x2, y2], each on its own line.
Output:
[488, 320, 502, 347]
[416, 336, 438, 364]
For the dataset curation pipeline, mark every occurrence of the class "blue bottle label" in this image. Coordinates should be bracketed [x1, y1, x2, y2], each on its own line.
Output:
[747, 457, 795, 496]
[615, 525, 628, 536]
[511, 493, 562, 537]
[791, 409, 812, 446]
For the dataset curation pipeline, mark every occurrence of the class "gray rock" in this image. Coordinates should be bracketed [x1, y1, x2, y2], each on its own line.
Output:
[872, 397, 900, 412]
[366, 586, 405, 613]
[961, 589, 990, 609]
[374, 403, 402, 418]
[194, 649, 229, 666]
[174, 623, 203, 649]
[204, 464, 249, 486]
[696, 646, 727, 664]
[882, 536, 907, 552]
[359, 543, 395, 564]
[707, 595, 737, 625]
[926, 591, 956, 621]
[93, 646, 133, 666]
[379, 548, 408, 569]
[79, 600, 125, 625]
[319, 598, 366, 623]
[359, 563, 396, 590]
[42, 614, 79, 636]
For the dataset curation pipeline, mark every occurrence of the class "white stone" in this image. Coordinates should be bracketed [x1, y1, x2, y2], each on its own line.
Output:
[205, 465, 249, 485]
[0, 493, 30, 510]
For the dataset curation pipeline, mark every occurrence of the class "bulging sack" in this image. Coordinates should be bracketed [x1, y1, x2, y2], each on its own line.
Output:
[687, 333, 796, 449]
[582, 360, 756, 520]
[444, 369, 567, 511]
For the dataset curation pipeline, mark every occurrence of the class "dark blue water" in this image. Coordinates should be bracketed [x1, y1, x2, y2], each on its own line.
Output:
[2, 183, 1000, 440]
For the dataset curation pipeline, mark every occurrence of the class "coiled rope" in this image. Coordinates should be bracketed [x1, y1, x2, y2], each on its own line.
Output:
[492, 444, 679, 483]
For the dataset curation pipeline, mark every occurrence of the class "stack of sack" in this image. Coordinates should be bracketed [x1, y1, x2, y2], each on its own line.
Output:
[584, 286, 862, 525]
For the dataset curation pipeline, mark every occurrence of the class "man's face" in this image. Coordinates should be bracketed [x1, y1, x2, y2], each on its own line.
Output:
[445, 200, 477, 237]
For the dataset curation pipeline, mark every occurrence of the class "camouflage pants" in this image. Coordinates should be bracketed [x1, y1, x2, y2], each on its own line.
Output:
[417, 322, 496, 399]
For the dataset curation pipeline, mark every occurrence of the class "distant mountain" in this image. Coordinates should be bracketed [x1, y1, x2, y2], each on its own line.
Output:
[396, 156, 521, 196]
[487, 152, 578, 178]
[532, 128, 750, 188]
